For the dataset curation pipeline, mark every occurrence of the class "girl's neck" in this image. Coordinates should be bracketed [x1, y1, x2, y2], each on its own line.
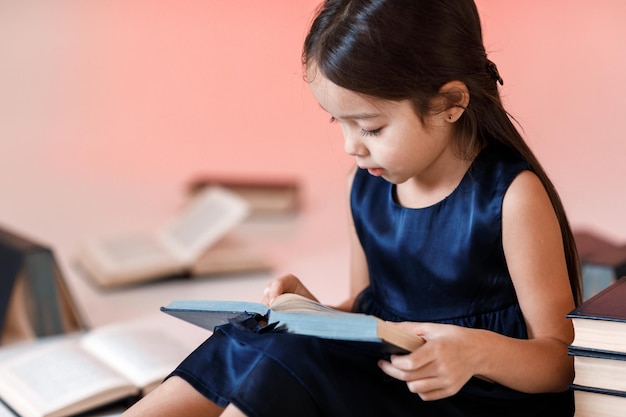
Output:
[394, 147, 477, 209]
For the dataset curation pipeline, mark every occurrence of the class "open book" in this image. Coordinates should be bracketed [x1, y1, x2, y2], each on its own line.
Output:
[161, 293, 425, 354]
[0, 320, 199, 417]
[76, 186, 250, 287]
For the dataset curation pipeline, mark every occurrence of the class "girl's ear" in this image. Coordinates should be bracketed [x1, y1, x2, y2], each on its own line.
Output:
[439, 81, 470, 123]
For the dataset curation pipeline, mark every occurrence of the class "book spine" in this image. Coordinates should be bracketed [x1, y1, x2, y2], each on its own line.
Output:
[570, 384, 626, 398]
[0, 244, 24, 333]
[568, 346, 626, 360]
[22, 249, 66, 336]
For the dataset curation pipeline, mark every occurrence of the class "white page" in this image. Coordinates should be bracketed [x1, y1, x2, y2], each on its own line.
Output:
[77, 186, 248, 286]
[81, 234, 183, 277]
[160, 186, 249, 263]
[80, 321, 196, 390]
[0, 340, 136, 417]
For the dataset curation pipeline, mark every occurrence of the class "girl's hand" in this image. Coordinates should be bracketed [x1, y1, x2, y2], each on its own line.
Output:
[261, 273, 319, 306]
[378, 322, 481, 401]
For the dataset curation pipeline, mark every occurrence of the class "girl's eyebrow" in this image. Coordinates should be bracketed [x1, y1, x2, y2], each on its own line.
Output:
[318, 105, 380, 120]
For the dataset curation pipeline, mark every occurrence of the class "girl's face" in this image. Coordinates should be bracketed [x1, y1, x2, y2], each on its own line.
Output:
[307, 68, 457, 187]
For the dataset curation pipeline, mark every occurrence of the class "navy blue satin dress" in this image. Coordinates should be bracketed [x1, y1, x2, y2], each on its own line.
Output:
[168, 144, 574, 417]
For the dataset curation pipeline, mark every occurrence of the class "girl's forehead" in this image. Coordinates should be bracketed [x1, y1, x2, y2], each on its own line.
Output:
[307, 68, 389, 118]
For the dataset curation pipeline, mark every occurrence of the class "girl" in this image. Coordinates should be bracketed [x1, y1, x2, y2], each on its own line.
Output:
[123, 0, 581, 416]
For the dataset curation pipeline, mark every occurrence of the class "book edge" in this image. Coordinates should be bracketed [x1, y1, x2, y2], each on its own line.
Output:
[567, 276, 626, 322]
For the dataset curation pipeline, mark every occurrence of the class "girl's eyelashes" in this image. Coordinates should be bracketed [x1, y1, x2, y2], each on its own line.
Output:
[360, 128, 382, 137]
[329, 116, 382, 137]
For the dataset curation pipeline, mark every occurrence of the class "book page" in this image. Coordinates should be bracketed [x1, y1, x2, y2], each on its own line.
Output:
[80, 322, 197, 392]
[270, 293, 339, 313]
[160, 186, 249, 263]
[78, 234, 184, 286]
[0, 340, 136, 417]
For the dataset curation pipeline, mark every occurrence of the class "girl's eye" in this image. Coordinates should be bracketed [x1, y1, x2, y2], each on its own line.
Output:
[329, 116, 382, 137]
[360, 128, 382, 137]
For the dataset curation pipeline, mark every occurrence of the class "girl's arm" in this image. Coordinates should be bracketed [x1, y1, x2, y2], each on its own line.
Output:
[263, 166, 370, 311]
[379, 170, 575, 399]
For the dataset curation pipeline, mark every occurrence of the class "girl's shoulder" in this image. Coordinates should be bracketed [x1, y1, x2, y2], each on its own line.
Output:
[468, 143, 530, 193]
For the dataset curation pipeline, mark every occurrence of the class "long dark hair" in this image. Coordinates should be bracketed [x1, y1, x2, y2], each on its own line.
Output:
[302, 0, 581, 305]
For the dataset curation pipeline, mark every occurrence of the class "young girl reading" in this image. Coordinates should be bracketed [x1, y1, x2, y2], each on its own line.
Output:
[123, 1, 581, 416]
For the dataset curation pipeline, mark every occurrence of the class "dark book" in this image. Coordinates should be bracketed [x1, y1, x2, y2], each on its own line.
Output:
[568, 348, 626, 393]
[161, 293, 425, 354]
[570, 384, 626, 417]
[187, 175, 300, 215]
[566, 276, 626, 354]
[0, 225, 83, 345]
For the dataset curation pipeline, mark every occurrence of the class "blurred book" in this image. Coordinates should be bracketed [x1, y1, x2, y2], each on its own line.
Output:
[191, 234, 272, 276]
[75, 186, 250, 288]
[0, 319, 198, 417]
[0, 226, 84, 346]
[574, 230, 626, 301]
[187, 175, 300, 216]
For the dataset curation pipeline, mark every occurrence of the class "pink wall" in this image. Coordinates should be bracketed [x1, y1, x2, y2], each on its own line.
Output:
[1, 1, 626, 242]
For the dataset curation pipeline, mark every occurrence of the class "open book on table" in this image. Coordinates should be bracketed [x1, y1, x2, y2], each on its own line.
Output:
[75, 186, 250, 288]
[161, 293, 425, 354]
[0, 319, 200, 417]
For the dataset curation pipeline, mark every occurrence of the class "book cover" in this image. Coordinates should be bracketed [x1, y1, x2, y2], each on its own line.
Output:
[161, 293, 425, 355]
[567, 276, 626, 322]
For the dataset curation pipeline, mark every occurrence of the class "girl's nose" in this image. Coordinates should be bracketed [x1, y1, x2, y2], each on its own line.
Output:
[343, 132, 367, 157]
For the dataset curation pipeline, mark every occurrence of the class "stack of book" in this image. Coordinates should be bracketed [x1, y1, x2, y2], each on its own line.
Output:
[567, 276, 626, 417]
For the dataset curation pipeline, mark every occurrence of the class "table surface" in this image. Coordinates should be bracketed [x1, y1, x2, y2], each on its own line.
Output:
[0, 175, 350, 329]
[61, 190, 351, 330]
[0, 180, 352, 416]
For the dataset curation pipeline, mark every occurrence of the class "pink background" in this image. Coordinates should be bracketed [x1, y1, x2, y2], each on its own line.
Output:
[1, 0, 626, 245]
